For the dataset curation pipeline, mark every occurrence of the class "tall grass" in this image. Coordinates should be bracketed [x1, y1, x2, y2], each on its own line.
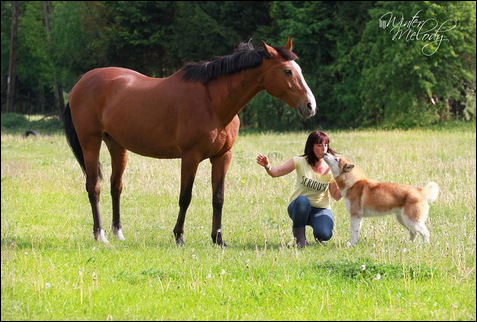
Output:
[1, 122, 475, 320]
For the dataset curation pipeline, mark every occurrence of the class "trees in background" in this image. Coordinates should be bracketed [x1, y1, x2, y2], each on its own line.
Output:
[1, 1, 475, 129]
[5, 1, 18, 114]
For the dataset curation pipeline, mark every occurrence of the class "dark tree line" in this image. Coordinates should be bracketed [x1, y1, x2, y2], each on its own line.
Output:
[1, 1, 475, 129]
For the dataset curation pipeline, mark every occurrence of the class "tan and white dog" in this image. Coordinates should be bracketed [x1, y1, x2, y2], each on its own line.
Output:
[323, 153, 439, 246]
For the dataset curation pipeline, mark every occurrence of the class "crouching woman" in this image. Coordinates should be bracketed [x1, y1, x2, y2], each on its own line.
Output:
[256, 131, 341, 247]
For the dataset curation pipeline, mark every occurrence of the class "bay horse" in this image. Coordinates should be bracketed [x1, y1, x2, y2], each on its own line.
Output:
[63, 37, 316, 246]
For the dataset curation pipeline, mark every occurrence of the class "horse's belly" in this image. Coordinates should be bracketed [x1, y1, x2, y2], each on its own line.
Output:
[104, 129, 181, 159]
[123, 137, 182, 158]
[128, 145, 181, 159]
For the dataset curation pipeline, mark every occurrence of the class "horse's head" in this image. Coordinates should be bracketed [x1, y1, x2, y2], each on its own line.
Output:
[261, 37, 316, 120]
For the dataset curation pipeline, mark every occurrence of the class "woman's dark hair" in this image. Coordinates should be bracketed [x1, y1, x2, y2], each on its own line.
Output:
[302, 131, 337, 166]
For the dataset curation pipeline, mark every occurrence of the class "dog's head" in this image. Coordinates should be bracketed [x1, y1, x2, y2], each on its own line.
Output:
[323, 153, 363, 189]
[323, 153, 354, 177]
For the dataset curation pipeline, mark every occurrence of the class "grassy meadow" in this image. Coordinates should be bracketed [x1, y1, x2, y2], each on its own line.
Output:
[1, 116, 476, 320]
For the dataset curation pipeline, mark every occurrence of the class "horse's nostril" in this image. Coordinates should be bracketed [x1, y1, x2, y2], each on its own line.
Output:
[307, 103, 313, 110]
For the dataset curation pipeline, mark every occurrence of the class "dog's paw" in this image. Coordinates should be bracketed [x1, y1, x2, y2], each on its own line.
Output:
[346, 241, 355, 247]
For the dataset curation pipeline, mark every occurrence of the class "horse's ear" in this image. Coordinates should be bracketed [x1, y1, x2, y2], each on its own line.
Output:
[285, 36, 293, 51]
[262, 41, 278, 56]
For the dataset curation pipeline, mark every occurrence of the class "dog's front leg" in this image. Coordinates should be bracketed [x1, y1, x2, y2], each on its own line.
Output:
[347, 215, 362, 247]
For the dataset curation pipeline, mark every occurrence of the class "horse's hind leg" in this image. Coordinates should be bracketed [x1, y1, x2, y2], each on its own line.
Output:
[83, 136, 109, 243]
[173, 153, 200, 246]
[104, 134, 128, 240]
[210, 151, 232, 246]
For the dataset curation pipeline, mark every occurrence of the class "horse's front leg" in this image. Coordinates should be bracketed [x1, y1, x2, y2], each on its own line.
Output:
[210, 151, 232, 246]
[173, 154, 200, 246]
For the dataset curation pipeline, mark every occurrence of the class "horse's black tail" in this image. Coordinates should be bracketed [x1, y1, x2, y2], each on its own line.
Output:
[62, 103, 102, 180]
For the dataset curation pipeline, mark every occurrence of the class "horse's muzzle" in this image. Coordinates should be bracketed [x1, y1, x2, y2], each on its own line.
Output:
[298, 102, 317, 119]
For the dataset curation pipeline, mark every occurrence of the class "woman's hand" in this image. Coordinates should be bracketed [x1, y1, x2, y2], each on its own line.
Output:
[256, 155, 295, 178]
[256, 154, 269, 168]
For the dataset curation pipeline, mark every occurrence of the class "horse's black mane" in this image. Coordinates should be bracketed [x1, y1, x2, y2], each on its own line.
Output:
[182, 40, 298, 84]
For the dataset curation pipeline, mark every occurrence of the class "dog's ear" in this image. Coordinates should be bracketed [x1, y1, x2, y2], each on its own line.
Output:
[344, 164, 355, 172]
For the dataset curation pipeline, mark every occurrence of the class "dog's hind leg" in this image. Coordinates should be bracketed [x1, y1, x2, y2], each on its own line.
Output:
[395, 213, 416, 240]
[409, 230, 418, 241]
[415, 203, 430, 243]
[403, 202, 430, 243]
[415, 223, 430, 243]
[398, 213, 420, 242]
[400, 213, 429, 243]
[394, 213, 406, 228]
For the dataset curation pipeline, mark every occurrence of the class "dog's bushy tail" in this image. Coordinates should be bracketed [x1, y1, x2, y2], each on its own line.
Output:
[422, 182, 439, 203]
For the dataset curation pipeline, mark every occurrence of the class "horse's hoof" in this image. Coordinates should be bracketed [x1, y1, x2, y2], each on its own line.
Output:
[212, 238, 227, 247]
[112, 226, 125, 240]
[95, 229, 110, 243]
[211, 230, 227, 247]
[174, 233, 185, 246]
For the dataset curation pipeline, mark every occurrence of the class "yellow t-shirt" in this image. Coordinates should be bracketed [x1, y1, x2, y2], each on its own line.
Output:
[289, 155, 335, 209]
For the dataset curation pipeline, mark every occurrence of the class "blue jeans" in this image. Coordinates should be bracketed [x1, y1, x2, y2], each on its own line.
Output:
[287, 196, 334, 241]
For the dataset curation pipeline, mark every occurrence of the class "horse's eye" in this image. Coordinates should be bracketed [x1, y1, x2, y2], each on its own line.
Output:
[284, 69, 292, 75]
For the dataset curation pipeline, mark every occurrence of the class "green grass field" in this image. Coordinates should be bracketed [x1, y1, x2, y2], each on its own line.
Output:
[1, 117, 476, 320]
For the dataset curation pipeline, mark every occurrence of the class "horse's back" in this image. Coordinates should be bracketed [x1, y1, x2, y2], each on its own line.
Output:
[70, 67, 158, 105]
